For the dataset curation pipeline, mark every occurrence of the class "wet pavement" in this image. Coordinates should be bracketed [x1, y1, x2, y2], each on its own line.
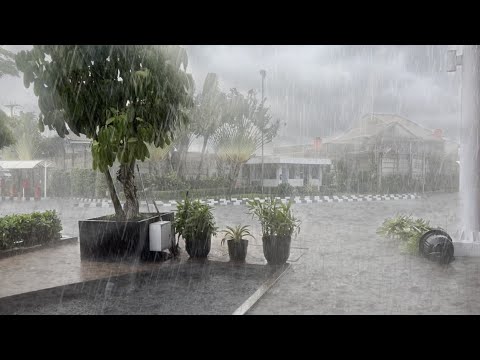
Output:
[248, 192, 480, 314]
[0, 260, 276, 315]
[2, 193, 480, 314]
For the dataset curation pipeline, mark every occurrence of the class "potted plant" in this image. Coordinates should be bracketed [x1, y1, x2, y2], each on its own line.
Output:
[247, 198, 300, 265]
[16, 45, 194, 260]
[220, 224, 254, 262]
[174, 196, 217, 258]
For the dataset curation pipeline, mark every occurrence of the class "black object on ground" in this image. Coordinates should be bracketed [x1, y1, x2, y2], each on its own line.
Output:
[418, 229, 454, 264]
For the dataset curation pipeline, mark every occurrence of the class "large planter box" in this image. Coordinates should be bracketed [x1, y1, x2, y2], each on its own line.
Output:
[79, 212, 174, 261]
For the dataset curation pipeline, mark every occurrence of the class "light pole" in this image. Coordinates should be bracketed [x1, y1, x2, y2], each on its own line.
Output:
[260, 69, 266, 195]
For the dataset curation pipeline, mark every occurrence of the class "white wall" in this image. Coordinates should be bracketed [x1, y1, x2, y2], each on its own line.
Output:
[263, 179, 280, 187]
[288, 179, 304, 187]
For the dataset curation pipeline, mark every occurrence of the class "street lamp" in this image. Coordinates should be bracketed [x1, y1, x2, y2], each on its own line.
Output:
[260, 69, 266, 194]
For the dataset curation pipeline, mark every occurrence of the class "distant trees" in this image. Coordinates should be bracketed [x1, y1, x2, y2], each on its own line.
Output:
[0, 47, 18, 79]
[0, 46, 18, 151]
[0, 110, 15, 150]
[166, 75, 280, 188]
[3, 112, 42, 160]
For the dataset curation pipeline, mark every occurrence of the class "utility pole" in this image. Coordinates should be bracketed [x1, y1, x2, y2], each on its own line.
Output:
[4, 103, 21, 118]
[260, 69, 266, 195]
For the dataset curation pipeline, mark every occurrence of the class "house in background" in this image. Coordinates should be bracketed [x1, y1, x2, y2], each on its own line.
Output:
[242, 156, 331, 189]
[317, 113, 459, 192]
[261, 113, 459, 193]
[63, 133, 92, 169]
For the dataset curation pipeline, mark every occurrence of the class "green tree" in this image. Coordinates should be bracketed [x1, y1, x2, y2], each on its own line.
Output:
[16, 45, 194, 219]
[0, 109, 15, 150]
[3, 112, 43, 160]
[0, 46, 18, 151]
[192, 73, 226, 179]
[210, 89, 279, 191]
[0, 47, 18, 79]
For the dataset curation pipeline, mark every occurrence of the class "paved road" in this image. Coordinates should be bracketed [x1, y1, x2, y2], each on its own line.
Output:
[247, 192, 480, 314]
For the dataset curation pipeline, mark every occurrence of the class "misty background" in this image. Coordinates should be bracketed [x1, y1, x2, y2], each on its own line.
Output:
[0, 45, 462, 148]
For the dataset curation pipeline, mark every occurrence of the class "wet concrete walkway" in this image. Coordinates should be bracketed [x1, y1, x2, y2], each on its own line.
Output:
[0, 238, 283, 299]
[0, 197, 302, 300]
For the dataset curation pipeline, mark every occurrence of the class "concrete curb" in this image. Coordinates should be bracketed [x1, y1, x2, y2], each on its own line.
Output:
[232, 263, 291, 315]
[69, 193, 422, 208]
[0, 235, 78, 260]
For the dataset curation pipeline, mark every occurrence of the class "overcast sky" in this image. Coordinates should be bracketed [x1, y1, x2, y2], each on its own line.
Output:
[0, 45, 462, 145]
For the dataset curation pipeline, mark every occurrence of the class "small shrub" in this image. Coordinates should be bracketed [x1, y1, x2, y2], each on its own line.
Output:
[247, 198, 300, 238]
[298, 184, 318, 196]
[174, 195, 217, 241]
[148, 171, 187, 191]
[0, 210, 62, 250]
[186, 176, 231, 189]
[275, 183, 294, 197]
[377, 214, 432, 255]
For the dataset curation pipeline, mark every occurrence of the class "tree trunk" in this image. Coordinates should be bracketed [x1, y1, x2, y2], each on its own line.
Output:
[117, 162, 139, 219]
[178, 149, 187, 178]
[104, 169, 125, 219]
[176, 134, 192, 179]
[196, 136, 209, 180]
[171, 139, 187, 178]
[168, 152, 175, 172]
[229, 161, 241, 194]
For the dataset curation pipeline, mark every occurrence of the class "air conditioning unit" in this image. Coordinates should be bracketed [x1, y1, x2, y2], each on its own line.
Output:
[149, 221, 172, 252]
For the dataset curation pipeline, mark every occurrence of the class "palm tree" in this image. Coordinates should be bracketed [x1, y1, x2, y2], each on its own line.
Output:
[210, 120, 259, 191]
[193, 73, 226, 179]
[210, 90, 280, 192]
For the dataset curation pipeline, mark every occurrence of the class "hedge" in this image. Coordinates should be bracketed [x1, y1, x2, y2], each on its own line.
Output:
[0, 210, 62, 250]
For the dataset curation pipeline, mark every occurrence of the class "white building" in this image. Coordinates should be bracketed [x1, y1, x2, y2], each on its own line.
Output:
[243, 156, 331, 188]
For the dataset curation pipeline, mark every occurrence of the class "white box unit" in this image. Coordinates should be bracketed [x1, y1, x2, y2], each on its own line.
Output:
[149, 221, 172, 251]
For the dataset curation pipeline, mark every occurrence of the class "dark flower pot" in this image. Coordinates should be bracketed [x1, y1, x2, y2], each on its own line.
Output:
[185, 233, 211, 258]
[262, 235, 292, 265]
[227, 239, 248, 262]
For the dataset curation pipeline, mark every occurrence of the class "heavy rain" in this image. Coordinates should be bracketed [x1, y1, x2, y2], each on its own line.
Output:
[0, 45, 477, 315]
